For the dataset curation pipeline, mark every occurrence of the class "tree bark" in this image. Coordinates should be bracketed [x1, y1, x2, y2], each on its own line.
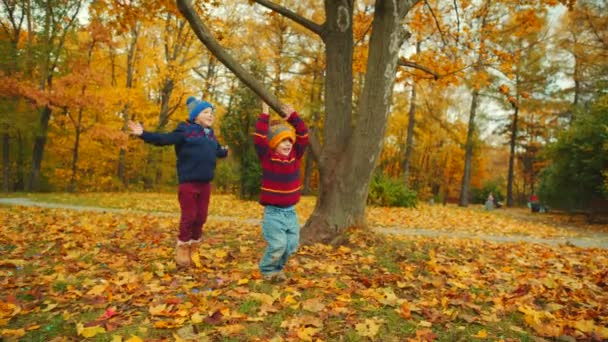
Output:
[459, 89, 479, 207]
[68, 110, 82, 193]
[506, 101, 519, 207]
[27, 105, 52, 191]
[403, 82, 416, 184]
[117, 26, 139, 186]
[3, 130, 10, 192]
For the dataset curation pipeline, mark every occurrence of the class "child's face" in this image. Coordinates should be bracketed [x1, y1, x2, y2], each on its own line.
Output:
[275, 138, 293, 157]
[195, 107, 215, 127]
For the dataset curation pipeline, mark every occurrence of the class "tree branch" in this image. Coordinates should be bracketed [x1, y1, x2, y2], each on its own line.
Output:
[397, 59, 440, 79]
[252, 0, 324, 38]
[176, 0, 287, 116]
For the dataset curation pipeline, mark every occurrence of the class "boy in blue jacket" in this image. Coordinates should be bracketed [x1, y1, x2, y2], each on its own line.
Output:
[128, 96, 228, 268]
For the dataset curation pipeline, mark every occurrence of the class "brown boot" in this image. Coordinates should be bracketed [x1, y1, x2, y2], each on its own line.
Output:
[175, 242, 191, 268]
[190, 241, 201, 267]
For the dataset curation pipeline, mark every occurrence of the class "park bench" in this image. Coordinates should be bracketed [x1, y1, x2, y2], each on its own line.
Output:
[588, 198, 608, 223]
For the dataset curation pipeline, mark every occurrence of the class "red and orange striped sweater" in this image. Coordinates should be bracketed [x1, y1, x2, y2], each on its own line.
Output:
[254, 111, 309, 207]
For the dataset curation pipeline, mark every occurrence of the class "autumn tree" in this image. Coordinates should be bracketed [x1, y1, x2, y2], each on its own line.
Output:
[556, 0, 608, 117]
[538, 94, 608, 210]
[177, 0, 425, 244]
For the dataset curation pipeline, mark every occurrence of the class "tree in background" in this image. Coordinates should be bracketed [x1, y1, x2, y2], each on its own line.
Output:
[538, 94, 608, 210]
[220, 63, 266, 200]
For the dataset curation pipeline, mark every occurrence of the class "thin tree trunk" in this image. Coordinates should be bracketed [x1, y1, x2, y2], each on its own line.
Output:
[3, 130, 10, 192]
[506, 105, 519, 207]
[16, 130, 25, 191]
[27, 105, 52, 191]
[403, 82, 416, 184]
[117, 26, 139, 186]
[68, 121, 82, 192]
[303, 72, 321, 195]
[459, 89, 479, 207]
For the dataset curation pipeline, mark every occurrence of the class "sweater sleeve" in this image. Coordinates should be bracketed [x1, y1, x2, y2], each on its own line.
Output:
[286, 111, 309, 159]
[140, 123, 186, 146]
[254, 112, 270, 160]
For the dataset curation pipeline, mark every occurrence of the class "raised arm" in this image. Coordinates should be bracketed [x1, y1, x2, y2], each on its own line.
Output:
[254, 102, 270, 160]
[283, 105, 308, 159]
[128, 121, 186, 146]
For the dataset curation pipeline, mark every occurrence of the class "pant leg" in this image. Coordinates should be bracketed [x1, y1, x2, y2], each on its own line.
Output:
[177, 183, 198, 243]
[259, 206, 287, 275]
[191, 182, 211, 242]
[277, 209, 299, 271]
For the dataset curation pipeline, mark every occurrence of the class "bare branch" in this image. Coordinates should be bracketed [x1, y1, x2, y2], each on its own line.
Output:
[398, 59, 440, 79]
[177, 0, 288, 116]
[424, 0, 448, 47]
[452, 0, 460, 44]
[252, 0, 324, 38]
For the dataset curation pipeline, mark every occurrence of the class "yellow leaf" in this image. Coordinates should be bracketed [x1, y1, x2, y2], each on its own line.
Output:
[1, 328, 26, 337]
[217, 324, 245, 336]
[87, 284, 108, 296]
[296, 327, 319, 341]
[355, 318, 382, 337]
[214, 250, 227, 258]
[237, 278, 249, 285]
[473, 329, 488, 338]
[42, 303, 58, 312]
[302, 298, 326, 312]
[111, 335, 123, 342]
[126, 336, 144, 342]
[249, 293, 275, 306]
[573, 319, 596, 333]
[283, 294, 298, 305]
[148, 304, 167, 316]
[191, 251, 202, 268]
[191, 312, 203, 324]
[77, 323, 106, 338]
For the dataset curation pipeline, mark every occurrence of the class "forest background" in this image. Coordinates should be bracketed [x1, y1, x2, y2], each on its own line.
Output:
[0, 0, 606, 211]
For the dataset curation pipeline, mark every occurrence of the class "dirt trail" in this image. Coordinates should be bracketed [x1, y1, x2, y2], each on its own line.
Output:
[2, 197, 607, 249]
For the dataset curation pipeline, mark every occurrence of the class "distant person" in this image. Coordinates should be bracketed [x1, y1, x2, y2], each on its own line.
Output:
[485, 192, 495, 210]
[127, 96, 228, 268]
[254, 101, 308, 282]
[529, 193, 540, 213]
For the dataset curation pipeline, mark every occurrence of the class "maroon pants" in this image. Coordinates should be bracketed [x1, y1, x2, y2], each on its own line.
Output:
[177, 182, 211, 243]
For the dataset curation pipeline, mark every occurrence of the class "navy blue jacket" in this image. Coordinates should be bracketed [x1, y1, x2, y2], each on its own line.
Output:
[140, 121, 228, 184]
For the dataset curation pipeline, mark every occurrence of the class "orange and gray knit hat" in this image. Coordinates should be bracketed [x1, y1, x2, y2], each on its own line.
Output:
[268, 125, 295, 149]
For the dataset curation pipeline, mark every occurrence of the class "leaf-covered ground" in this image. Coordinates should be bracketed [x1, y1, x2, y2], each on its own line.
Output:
[1, 194, 607, 341]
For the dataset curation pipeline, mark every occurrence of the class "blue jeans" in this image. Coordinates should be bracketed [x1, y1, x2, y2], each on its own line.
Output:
[259, 205, 299, 276]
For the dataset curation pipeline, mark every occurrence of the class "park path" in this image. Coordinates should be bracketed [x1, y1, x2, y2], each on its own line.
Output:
[1, 197, 607, 249]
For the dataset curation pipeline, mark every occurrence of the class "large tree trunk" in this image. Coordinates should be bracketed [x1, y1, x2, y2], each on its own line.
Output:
[302, 0, 409, 244]
[506, 104, 519, 207]
[459, 89, 479, 207]
[3, 129, 10, 192]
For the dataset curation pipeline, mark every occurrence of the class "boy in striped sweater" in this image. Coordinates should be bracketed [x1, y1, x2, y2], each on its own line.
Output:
[254, 101, 309, 282]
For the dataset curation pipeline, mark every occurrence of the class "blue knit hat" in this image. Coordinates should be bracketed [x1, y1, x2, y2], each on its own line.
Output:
[186, 96, 214, 122]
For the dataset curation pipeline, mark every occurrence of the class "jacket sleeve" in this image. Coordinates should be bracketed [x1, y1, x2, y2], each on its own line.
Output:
[286, 111, 309, 159]
[216, 143, 228, 158]
[140, 123, 186, 146]
[254, 112, 270, 160]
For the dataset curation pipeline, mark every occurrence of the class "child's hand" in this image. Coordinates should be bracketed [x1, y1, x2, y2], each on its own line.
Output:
[128, 120, 143, 136]
[281, 104, 294, 117]
[262, 102, 269, 114]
